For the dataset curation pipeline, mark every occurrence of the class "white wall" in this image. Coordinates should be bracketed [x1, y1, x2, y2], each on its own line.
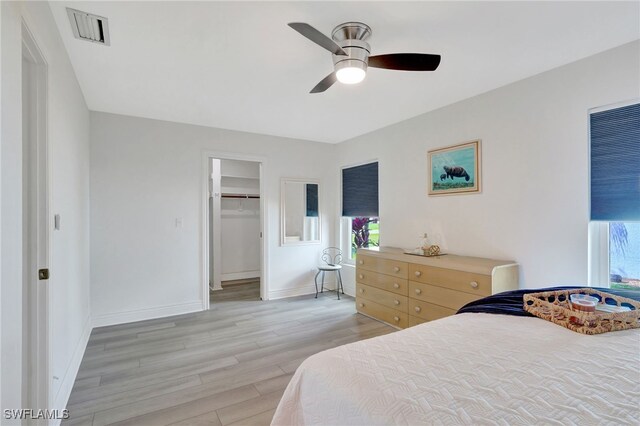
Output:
[90, 112, 336, 324]
[220, 198, 261, 279]
[0, 2, 21, 415]
[1, 0, 91, 417]
[337, 41, 640, 291]
[0, 1, 4, 413]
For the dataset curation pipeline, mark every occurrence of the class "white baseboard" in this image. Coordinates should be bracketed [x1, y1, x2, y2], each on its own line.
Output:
[221, 271, 260, 281]
[269, 283, 320, 300]
[268, 282, 338, 300]
[342, 279, 355, 297]
[340, 264, 356, 297]
[52, 315, 92, 424]
[92, 301, 203, 328]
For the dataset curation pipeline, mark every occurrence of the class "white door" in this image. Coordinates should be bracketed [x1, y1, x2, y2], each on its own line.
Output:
[22, 23, 51, 414]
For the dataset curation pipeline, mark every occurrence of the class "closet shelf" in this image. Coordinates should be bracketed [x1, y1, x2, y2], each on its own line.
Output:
[220, 174, 259, 180]
[221, 193, 260, 199]
[221, 186, 259, 196]
[221, 211, 259, 218]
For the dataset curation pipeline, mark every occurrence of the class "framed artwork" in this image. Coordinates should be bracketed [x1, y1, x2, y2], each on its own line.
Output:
[428, 140, 481, 195]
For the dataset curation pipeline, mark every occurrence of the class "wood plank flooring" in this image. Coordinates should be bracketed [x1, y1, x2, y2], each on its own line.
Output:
[64, 290, 396, 426]
[213, 280, 261, 302]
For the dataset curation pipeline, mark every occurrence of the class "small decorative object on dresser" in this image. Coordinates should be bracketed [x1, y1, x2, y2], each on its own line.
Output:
[426, 245, 441, 256]
[356, 246, 518, 328]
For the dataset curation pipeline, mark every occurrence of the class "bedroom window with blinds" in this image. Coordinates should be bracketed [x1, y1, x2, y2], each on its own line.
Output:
[589, 102, 639, 290]
[341, 162, 379, 262]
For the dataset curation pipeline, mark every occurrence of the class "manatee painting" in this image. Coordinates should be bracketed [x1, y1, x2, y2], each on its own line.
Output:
[428, 140, 481, 195]
[443, 165, 470, 181]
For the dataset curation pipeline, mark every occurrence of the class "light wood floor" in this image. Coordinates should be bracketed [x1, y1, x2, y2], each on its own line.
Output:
[213, 280, 261, 303]
[63, 291, 396, 426]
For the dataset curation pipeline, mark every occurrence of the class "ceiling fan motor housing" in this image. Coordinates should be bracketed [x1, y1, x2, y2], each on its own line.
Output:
[331, 22, 371, 75]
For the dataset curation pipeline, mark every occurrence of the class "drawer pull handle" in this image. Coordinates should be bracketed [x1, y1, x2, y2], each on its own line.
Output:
[470, 281, 479, 289]
[393, 316, 400, 322]
[358, 260, 363, 265]
[359, 289, 364, 294]
[393, 283, 400, 289]
[358, 274, 364, 279]
[415, 289, 422, 295]
[414, 306, 422, 313]
[414, 271, 422, 277]
[393, 266, 400, 272]
[359, 303, 364, 308]
[394, 300, 400, 305]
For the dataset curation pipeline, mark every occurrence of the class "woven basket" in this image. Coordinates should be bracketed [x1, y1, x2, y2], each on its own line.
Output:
[523, 288, 640, 335]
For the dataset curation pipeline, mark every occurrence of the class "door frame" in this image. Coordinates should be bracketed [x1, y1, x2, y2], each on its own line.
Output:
[22, 20, 51, 412]
[201, 151, 269, 308]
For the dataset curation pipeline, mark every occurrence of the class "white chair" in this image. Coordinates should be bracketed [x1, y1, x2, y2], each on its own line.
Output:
[315, 247, 345, 300]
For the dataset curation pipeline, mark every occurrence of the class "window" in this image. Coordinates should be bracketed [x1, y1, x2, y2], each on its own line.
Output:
[341, 217, 380, 261]
[341, 162, 379, 263]
[589, 102, 639, 290]
[609, 222, 640, 290]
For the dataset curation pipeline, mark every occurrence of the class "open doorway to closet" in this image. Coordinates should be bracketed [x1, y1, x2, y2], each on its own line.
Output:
[207, 157, 265, 305]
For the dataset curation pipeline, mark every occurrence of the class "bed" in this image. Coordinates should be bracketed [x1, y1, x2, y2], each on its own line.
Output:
[271, 288, 640, 425]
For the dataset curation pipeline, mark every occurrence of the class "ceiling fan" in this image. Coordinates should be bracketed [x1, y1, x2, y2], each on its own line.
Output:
[288, 21, 441, 93]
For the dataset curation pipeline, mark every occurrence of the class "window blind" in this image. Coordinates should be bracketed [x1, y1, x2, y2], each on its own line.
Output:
[590, 103, 640, 221]
[305, 184, 318, 217]
[342, 162, 379, 217]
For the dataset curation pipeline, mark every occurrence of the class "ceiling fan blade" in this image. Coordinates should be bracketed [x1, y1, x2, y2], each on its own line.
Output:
[288, 22, 347, 56]
[368, 53, 441, 71]
[310, 72, 337, 94]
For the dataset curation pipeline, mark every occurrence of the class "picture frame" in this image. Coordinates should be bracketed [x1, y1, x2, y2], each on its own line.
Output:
[428, 140, 481, 195]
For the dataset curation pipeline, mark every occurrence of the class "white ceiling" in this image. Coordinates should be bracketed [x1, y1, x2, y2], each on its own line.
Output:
[50, 1, 640, 143]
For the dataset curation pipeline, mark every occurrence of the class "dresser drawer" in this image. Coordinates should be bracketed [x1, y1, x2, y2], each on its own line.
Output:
[409, 299, 457, 321]
[356, 283, 408, 312]
[357, 255, 408, 279]
[409, 264, 491, 296]
[408, 316, 428, 327]
[355, 269, 408, 296]
[356, 297, 408, 328]
[409, 281, 482, 311]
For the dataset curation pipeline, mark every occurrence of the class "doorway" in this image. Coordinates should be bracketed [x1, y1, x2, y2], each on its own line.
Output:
[22, 22, 51, 412]
[204, 155, 267, 307]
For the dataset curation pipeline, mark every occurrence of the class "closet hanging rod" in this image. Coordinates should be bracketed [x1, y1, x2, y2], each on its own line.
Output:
[221, 193, 260, 199]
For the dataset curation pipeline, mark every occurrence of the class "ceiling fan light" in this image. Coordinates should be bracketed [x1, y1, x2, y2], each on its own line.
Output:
[336, 67, 366, 84]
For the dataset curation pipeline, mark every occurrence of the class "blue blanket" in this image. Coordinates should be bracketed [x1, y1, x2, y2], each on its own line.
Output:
[456, 286, 640, 317]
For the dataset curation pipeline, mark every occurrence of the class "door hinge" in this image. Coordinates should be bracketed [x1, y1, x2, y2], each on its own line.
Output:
[38, 269, 49, 280]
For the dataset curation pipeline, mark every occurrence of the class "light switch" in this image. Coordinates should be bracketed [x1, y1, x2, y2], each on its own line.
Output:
[175, 217, 183, 228]
[54, 214, 61, 230]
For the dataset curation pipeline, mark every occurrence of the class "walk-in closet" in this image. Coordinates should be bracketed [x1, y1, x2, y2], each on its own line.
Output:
[209, 158, 262, 302]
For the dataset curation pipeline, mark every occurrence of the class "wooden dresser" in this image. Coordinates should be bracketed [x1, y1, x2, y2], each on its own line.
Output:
[355, 247, 519, 328]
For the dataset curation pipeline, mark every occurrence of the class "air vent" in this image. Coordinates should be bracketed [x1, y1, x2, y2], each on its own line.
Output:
[66, 8, 110, 46]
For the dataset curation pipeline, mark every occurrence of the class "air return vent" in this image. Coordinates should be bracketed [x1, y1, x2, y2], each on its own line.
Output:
[66, 8, 110, 46]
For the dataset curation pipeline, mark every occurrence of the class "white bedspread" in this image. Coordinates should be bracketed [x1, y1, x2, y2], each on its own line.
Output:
[271, 313, 640, 425]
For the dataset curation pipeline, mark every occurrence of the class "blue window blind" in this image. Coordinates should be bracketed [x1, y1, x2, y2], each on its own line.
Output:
[590, 103, 640, 221]
[305, 184, 318, 217]
[342, 162, 379, 217]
